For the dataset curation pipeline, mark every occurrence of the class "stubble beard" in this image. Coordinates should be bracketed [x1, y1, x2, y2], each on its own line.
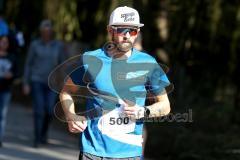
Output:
[116, 41, 133, 52]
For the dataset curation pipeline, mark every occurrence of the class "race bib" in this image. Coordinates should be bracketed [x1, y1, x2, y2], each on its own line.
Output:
[97, 107, 135, 134]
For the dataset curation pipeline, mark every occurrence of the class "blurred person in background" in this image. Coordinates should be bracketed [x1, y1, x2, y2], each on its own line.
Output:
[0, 15, 9, 36]
[0, 35, 17, 147]
[23, 19, 65, 148]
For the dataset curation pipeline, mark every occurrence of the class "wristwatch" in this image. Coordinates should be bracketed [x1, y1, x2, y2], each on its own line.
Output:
[144, 107, 150, 117]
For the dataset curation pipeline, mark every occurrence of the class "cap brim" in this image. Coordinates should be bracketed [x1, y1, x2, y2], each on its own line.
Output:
[110, 23, 144, 27]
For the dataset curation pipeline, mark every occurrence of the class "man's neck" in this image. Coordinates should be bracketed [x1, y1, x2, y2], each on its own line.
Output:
[0, 50, 7, 56]
[109, 49, 132, 59]
[41, 37, 52, 43]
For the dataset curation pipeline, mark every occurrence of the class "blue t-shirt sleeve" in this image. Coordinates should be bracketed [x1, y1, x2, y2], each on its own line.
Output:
[148, 62, 170, 95]
[69, 59, 86, 86]
[69, 53, 102, 85]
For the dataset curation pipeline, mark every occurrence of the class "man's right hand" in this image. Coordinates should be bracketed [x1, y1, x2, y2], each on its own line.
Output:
[68, 120, 87, 133]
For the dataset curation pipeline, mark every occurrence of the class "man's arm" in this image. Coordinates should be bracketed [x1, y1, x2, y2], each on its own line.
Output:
[59, 77, 87, 133]
[22, 42, 35, 95]
[123, 91, 170, 119]
[145, 93, 170, 118]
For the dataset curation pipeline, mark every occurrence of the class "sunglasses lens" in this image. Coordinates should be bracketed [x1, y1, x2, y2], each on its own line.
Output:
[129, 29, 137, 36]
[116, 28, 138, 36]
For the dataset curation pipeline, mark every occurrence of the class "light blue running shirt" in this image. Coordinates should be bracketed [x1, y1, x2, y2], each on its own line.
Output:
[70, 48, 170, 158]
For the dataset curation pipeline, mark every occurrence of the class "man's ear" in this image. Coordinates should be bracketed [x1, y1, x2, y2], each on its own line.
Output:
[107, 26, 113, 33]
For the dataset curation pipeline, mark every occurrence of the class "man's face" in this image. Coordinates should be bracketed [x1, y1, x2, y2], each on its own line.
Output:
[40, 27, 52, 41]
[0, 36, 9, 51]
[108, 25, 140, 52]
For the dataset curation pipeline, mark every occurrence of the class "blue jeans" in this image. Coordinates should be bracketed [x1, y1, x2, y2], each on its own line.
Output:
[31, 81, 57, 143]
[0, 91, 11, 141]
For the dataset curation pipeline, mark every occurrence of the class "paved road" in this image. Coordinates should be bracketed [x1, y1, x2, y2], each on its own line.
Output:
[0, 102, 80, 160]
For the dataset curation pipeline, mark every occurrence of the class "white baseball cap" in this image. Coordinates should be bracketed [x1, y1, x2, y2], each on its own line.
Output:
[109, 6, 144, 27]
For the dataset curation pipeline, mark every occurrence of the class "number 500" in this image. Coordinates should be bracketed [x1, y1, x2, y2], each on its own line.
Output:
[109, 117, 129, 125]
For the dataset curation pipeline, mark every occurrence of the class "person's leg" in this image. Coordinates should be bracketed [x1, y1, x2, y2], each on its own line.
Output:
[0, 93, 3, 144]
[31, 82, 46, 147]
[0, 91, 11, 146]
[41, 84, 57, 143]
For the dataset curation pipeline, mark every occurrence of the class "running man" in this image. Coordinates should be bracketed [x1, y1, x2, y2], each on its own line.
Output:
[60, 6, 171, 160]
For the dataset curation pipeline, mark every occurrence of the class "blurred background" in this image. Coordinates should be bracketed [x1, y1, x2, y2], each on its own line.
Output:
[0, 0, 240, 160]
